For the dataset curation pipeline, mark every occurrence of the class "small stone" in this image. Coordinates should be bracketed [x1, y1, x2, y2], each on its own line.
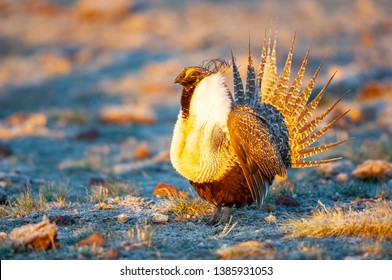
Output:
[358, 82, 390, 101]
[1, 113, 48, 139]
[50, 215, 77, 226]
[30, 178, 46, 185]
[74, 129, 100, 141]
[336, 172, 349, 183]
[75, 0, 133, 20]
[99, 104, 156, 124]
[0, 142, 11, 158]
[352, 160, 392, 179]
[317, 160, 355, 177]
[152, 213, 169, 224]
[9, 216, 59, 250]
[99, 203, 115, 210]
[6, 113, 47, 127]
[76, 232, 105, 247]
[276, 194, 299, 207]
[89, 177, 108, 186]
[134, 142, 150, 159]
[186, 222, 196, 228]
[347, 106, 363, 123]
[0, 232, 7, 239]
[216, 241, 277, 260]
[153, 183, 189, 198]
[264, 213, 276, 223]
[117, 214, 129, 224]
[101, 248, 120, 260]
[261, 203, 276, 212]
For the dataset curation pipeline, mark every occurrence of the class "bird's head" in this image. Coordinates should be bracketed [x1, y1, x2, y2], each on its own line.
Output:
[174, 67, 211, 91]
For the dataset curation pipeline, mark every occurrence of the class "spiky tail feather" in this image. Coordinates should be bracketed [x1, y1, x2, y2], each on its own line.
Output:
[231, 31, 349, 168]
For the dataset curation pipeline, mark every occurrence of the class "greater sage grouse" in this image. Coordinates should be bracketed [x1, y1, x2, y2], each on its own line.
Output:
[170, 32, 349, 224]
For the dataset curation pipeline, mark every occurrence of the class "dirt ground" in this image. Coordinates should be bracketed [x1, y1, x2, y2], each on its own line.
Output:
[0, 0, 392, 260]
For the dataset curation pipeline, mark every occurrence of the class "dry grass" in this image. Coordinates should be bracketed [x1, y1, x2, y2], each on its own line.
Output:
[160, 194, 213, 217]
[209, 216, 238, 240]
[5, 188, 47, 218]
[0, 182, 72, 217]
[286, 200, 392, 240]
[0, 205, 7, 217]
[125, 222, 154, 248]
[40, 181, 69, 206]
[89, 183, 139, 203]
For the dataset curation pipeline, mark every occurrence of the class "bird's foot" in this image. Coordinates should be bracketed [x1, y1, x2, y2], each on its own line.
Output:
[208, 206, 221, 225]
[208, 206, 231, 226]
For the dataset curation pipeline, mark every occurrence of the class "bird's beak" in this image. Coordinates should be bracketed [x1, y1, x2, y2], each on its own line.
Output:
[174, 73, 184, 84]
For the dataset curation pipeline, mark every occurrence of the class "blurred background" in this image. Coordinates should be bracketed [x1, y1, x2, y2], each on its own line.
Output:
[0, 0, 392, 199]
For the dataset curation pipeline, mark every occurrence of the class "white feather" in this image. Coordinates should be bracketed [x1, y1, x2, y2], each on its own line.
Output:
[190, 73, 232, 127]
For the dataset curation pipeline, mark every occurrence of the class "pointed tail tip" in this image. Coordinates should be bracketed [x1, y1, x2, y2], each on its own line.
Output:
[230, 48, 236, 64]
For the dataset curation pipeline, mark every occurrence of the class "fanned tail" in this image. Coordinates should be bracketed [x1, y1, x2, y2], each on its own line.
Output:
[232, 31, 349, 168]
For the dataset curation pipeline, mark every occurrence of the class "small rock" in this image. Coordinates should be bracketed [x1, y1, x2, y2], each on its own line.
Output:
[347, 106, 363, 123]
[30, 178, 46, 185]
[152, 213, 169, 224]
[264, 213, 276, 223]
[117, 214, 129, 224]
[1, 113, 48, 139]
[352, 160, 392, 179]
[74, 129, 100, 141]
[6, 113, 47, 127]
[89, 177, 108, 186]
[358, 82, 391, 101]
[0, 232, 7, 239]
[153, 183, 189, 198]
[98, 203, 115, 210]
[0, 142, 11, 158]
[101, 248, 120, 260]
[76, 232, 105, 247]
[317, 160, 355, 177]
[186, 222, 196, 228]
[216, 241, 277, 260]
[336, 172, 349, 183]
[261, 203, 276, 212]
[99, 104, 156, 124]
[276, 194, 299, 207]
[75, 0, 132, 20]
[9, 216, 59, 250]
[50, 215, 77, 226]
[134, 142, 150, 159]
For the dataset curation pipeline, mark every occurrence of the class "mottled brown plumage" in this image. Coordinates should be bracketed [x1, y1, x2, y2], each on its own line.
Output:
[170, 32, 349, 225]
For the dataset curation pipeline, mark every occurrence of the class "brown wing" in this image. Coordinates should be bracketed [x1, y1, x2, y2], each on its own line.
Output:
[227, 106, 286, 205]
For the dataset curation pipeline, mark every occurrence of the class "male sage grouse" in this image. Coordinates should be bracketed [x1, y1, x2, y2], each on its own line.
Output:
[170, 32, 349, 225]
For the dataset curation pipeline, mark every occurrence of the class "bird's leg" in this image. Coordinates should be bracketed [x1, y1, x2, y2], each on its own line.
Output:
[208, 206, 222, 225]
[216, 206, 231, 225]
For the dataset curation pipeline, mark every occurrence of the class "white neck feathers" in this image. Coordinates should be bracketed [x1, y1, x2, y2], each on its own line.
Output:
[189, 73, 232, 127]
